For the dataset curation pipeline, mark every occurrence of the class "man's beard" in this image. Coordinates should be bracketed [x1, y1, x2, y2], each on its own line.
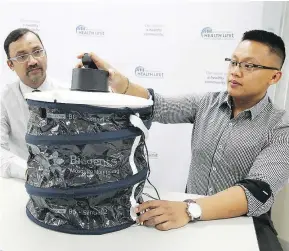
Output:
[26, 66, 44, 83]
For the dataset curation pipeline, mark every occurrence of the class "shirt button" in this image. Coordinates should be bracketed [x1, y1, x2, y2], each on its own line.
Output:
[212, 166, 216, 171]
[229, 123, 232, 126]
[218, 145, 223, 150]
[209, 187, 213, 192]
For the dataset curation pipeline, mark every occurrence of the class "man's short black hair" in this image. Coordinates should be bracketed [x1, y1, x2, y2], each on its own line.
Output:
[4, 28, 43, 58]
[242, 30, 286, 69]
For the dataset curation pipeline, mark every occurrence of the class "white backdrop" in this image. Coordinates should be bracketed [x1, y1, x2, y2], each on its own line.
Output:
[0, 1, 274, 192]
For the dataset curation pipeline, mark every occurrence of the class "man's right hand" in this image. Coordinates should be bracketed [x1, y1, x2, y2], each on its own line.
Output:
[75, 52, 128, 94]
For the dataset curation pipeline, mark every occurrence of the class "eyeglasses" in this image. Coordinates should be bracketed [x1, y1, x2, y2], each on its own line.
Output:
[225, 58, 279, 72]
[9, 49, 46, 63]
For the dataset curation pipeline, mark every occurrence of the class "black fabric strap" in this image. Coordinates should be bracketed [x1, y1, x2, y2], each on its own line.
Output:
[237, 179, 272, 204]
[147, 88, 155, 102]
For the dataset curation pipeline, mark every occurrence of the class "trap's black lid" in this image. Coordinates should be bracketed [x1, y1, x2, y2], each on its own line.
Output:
[71, 53, 109, 92]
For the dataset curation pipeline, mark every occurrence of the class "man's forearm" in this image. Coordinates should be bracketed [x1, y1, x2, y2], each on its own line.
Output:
[112, 76, 149, 99]
[196, 186, 248, 221]
[0, 147, 27, 179]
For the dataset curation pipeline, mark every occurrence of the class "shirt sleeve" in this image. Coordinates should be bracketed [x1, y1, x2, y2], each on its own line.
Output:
[150, 90, 204, 124]
[236, 123, 289, 217]
[1, 100, 27, 179]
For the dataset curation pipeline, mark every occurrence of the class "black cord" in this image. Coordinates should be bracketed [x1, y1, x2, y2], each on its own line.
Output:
[145, 178, 161, 200]
[143, 134, 161, 200]
[142, 192, 159, 200]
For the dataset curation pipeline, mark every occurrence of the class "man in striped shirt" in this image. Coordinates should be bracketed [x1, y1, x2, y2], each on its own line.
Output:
[77, 29, 288, 251]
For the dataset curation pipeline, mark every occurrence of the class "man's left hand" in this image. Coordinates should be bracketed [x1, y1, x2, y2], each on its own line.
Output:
[135, 200, 190, 231]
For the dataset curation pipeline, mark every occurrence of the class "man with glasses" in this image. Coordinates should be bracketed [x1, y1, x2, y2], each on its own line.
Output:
[76, 30, 288, 250]
[1, 28, 61, 179]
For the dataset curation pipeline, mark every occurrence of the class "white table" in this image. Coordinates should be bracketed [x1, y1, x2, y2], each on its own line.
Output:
[0, 178, 259, 251]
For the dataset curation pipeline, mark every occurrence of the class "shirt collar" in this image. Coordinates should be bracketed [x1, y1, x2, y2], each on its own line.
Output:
[219, 91, 270, 120]
[19, 77, 51, 96]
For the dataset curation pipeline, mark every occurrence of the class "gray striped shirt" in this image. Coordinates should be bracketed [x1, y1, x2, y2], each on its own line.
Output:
[152, 91, 289, 216]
